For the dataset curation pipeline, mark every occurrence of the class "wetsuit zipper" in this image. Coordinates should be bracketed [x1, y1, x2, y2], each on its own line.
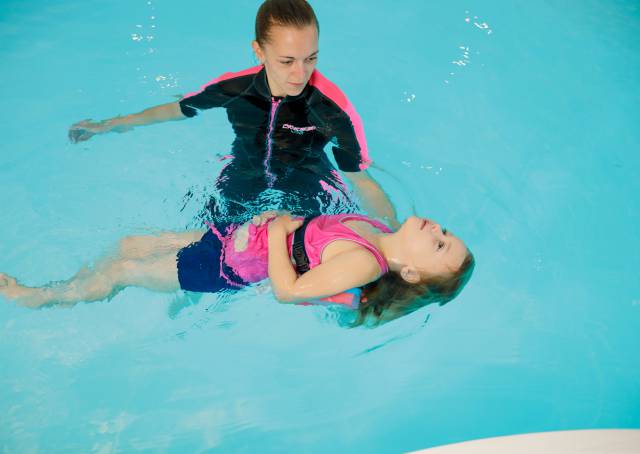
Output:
[264, 97, 282, 188]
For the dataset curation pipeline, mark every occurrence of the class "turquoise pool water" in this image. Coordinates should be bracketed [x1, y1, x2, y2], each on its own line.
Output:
[1, 0, 639, 452]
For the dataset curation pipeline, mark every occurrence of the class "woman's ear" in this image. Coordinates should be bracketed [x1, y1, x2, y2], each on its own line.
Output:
[252, 41, 264, 64]
[400, 266, 421, 284]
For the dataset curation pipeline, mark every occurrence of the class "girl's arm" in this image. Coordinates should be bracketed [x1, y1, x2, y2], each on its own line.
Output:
[267, 216, 381, 303]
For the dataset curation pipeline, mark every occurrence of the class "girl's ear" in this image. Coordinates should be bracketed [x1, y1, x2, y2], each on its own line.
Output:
[252, 41, 264, 64]
[400, 266, 421, 284]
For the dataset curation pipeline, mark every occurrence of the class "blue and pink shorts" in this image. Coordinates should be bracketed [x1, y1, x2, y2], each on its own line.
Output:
[176, 226, 246, 293]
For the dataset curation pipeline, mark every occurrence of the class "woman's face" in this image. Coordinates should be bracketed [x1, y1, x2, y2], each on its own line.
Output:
[398, 216, 468, 279]
[252, 24, 319, 97]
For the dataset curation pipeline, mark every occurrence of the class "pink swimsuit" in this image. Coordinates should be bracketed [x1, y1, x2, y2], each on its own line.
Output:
[223, 214, 392, 284]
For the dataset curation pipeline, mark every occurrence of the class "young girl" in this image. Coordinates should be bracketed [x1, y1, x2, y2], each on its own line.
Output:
[0, 212, 474, 326]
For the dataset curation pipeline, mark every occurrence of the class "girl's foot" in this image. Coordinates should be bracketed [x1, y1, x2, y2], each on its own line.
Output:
[0, 273, 48, 308]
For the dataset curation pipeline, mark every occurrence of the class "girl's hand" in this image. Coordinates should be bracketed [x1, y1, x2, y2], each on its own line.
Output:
[268, 214, 303, 235]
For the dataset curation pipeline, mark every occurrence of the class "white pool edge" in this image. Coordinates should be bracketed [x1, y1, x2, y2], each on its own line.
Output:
[409, 429, 640, 454]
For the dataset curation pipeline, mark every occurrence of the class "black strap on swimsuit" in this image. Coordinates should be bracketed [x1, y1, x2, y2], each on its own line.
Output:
[291, 216, 363, 303]
[292, 217, 314, 275]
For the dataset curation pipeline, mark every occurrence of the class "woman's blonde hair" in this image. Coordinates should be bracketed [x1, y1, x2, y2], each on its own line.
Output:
[354, 250, 475, 327]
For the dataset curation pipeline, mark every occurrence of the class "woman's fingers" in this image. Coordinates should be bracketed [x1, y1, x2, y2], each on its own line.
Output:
[69, 120, 92, 143]
[68, 129, 94, 143]
[252, 210, 281, 226]
[68, 120, 103, 143]
[273, 215, 303, 234]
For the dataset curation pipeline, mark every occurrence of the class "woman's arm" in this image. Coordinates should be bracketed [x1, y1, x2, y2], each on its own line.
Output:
[68, 102, 185, 143]
[342, 170, 400, 230]
[267, 216, 381, 303]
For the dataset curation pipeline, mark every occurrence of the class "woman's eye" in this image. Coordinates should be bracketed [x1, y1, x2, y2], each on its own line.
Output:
[306, 57, 317, 63]
[281, 61, 293, 65]
[438, 241, 445, 250]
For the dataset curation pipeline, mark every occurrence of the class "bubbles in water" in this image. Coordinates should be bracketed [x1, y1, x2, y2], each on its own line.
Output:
[418, 165, 443, 176]
[445, 44, 474, 83]
[534, 253, 544, 271]
[129, 0, 159, 87]
[464, 10, 493, 35]
[445, 11, 492, 84]
[154, 73, 179, 89]
[452, 46, 472, 66]
[401, 91, 416, 103]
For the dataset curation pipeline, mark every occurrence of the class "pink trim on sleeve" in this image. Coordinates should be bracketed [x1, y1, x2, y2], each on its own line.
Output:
[319, 179, 340, 196]
[181, 65, 263, 101]
[308, 70, 371, 170]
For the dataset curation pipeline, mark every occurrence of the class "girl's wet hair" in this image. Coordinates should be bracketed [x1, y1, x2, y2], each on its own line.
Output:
[255, 0, 319, 45]
[354, 250, 476, 327]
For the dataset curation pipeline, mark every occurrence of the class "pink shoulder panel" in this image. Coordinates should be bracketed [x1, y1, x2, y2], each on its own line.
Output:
[308, 70, 371, 170]
[181, 65, 263, 100]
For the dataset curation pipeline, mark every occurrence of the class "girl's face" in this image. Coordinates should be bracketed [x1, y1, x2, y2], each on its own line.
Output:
[252, 24, 319, 97]
[398, 216, 468, 280]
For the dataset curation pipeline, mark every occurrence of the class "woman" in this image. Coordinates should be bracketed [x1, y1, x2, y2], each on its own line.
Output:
[68, 0, 398, 227]
[0, 212, 474, 326]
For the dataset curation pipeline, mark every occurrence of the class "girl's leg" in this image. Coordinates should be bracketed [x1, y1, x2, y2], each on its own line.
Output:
[117, 231, 205, 259]
[0, 231, 204, 308]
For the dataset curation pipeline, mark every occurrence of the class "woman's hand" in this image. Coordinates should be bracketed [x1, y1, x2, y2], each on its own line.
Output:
[251, 210, 286, 227]
[268, 214, 303, 235]
[235, 211, 293, 252]
[68, 119, 108, 143]
[68, 119, 132, 143]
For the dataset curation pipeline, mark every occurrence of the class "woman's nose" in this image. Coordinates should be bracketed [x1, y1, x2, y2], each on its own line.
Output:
[291, 61, 305, 79]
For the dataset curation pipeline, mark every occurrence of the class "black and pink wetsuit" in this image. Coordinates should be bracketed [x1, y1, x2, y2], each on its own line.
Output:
[179, 65, 371, 221]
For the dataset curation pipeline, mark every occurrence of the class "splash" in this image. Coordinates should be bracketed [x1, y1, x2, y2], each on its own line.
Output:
[444, 10, 493, 85]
